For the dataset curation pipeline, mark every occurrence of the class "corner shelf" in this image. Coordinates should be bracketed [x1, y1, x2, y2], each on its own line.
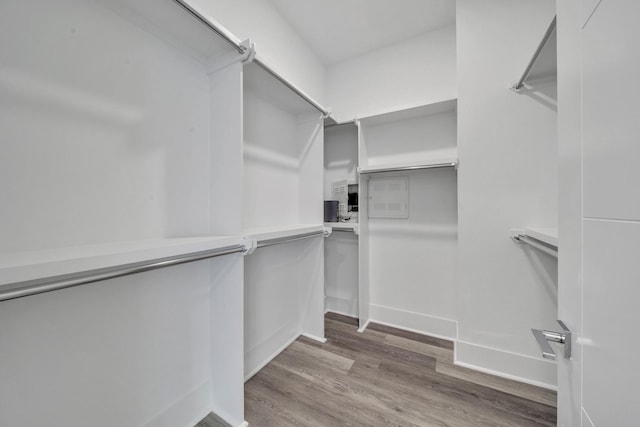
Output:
[357, 98, 457, 125]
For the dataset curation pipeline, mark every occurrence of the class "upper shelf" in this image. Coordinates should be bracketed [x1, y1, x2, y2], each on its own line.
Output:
[359, 154, 458, 175]
[104, 0, 242, 63]
[358, 98, 457, 126]
[325, 222, 359, 235]
[511, 227, 558, 258]
[0, 236, 244, 288]
[512, 16, 557, 91]
[524, 227, 558, 248]
[243, 224, 326, 243]
[244, 61, 324, 116]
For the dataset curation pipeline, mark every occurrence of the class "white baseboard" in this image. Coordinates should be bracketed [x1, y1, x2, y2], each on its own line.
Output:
[237, 422, 249, 427]
[325, 296, 358, 318]
[357, 318, 371, 333]
[369, 304, 457, 340]
[244, 333, 299, 382]
[301, 332, 327, 343]
[325, 308, 359, 319]
[455, 340, 557, 390]
[144, 380, 212, 427]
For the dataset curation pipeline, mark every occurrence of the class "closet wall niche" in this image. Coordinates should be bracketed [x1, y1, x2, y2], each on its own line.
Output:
[242, 61, 326, 380]
[0, 0, 246, 426]
[323, 122, 359, 318]
[357, 99, 459, 338]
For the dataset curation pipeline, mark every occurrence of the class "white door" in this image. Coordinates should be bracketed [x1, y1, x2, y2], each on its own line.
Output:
[557, 1, 640, 426]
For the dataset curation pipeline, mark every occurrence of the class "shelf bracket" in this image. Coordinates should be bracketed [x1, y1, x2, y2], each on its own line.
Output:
[240, 237, 257, 256]
[207, 38, 256, 74]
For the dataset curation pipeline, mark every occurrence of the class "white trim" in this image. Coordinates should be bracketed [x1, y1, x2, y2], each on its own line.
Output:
[236, 422, 249, 427]
[324, 297, 358, 318]
[455, 340, 557, 390]
[301, 332, 327, 343]
[369, 304, 457, 340]
[325, 308, 359, 320]
[357, 319, 371, 333]
[243, 334, 299, 382]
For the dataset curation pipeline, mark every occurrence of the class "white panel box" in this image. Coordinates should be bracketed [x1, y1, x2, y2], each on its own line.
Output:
[368, 177, 409, 219]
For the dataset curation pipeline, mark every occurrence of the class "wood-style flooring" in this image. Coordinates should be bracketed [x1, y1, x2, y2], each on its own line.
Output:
[198, 312, 557, 426]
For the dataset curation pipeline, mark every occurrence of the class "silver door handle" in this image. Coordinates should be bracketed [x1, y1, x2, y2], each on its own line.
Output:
[531, 320, 572, 360]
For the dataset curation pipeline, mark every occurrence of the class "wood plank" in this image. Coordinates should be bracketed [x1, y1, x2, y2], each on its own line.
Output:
[367, 322, 455, 350]
[436, 359, 557, 408]
[194, 412, 230, 427]
[377, 359, 556, 427]
[384, 334, 454, 362]
[257, 361, 423, 426]
[325, 311, 359, 326]
[325, 326, 437, 371]
[244, 314, 557, 426]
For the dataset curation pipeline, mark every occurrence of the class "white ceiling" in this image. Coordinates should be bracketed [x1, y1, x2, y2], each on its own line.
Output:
[269, 0, 456, 65]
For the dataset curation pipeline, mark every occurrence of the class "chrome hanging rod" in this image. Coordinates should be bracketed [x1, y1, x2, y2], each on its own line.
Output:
[253, 59, 330, 117]
[0, 244, 245, 303]
[173, 0, 330, 117]
[359, 161, 457, 175]
[256, 230, 328, 249]
[513, 234, 558, 258]
[172, 0, 245, 54]
[512, 16, 557, 91]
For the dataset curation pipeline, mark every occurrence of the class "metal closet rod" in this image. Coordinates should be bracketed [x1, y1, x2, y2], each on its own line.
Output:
[515, 234, 558, 258]
[253, 59, 330, 116]
[173, 0, 330, 117]
[0, 244, 245, 303]
[360, 162, 457, 175]
[172, 0, 245, 54]
[256, 230, 327, 249]
[513, 16, 557, 91]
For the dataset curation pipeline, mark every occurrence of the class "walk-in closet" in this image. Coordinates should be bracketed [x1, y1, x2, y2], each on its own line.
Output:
[2, 0, 639, 426]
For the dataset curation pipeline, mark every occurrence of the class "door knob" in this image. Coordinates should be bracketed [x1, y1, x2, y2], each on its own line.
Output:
[531, 320, 571, 360]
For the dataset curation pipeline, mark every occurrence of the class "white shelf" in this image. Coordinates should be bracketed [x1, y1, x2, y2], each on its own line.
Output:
[512, 16, 556, 90]
[243, 224, 325, 242]
[0, 236, 243, 287]
[105, 0, 241, 62]
[359, 155, 458, 174]
[325, 222, 359, 235]
[358, 98, 457, 125]
[524, 227, 558, 248]
[244, 61, 325, 116]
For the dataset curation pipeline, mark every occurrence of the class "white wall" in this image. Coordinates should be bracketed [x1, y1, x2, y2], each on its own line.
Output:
[327, 26, 457, 122]
[188, 0, 327, 105]
[456, 0, 558, 387]
[367, 168, 458, 338]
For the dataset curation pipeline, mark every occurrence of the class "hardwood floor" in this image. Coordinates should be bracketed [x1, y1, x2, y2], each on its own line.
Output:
[195, 412, 231, 427]
[242, 312, 557, 427]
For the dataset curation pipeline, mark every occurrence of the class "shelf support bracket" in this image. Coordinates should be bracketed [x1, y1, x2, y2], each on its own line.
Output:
[207, 38, 256, 74]
[240, 237, 257, 256]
